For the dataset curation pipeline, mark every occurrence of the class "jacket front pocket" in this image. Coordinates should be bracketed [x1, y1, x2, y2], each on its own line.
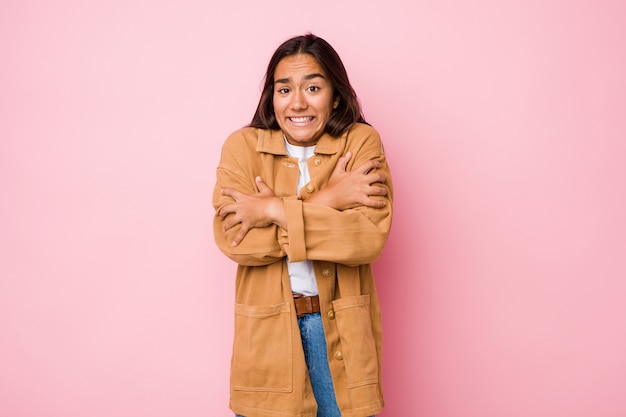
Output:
[232, 302, 293, 392]
[332, 294, 379, 388]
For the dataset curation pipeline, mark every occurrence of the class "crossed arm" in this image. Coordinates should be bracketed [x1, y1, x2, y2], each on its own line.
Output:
[218, 151, 388, 247]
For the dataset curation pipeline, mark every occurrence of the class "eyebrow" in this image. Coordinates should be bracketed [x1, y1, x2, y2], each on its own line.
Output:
[275, 73, 326, 84]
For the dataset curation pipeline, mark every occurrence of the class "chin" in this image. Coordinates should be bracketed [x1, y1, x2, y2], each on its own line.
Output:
[289, 133, 313, 142]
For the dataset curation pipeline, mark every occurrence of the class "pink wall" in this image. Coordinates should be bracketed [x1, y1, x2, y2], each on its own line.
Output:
[2, 1, 625, 416]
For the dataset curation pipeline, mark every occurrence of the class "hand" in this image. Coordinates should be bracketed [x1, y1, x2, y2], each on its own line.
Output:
[218, 177, 286, 246]
[308, 152, 388, 210]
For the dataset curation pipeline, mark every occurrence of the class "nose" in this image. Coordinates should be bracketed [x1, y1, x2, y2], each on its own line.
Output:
[290, 90, 307, 110]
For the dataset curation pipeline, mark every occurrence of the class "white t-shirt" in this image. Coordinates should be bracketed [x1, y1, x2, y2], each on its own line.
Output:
[284, 139, 318, 296]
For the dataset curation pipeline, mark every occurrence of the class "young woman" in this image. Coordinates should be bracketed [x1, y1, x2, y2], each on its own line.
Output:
[213, 33, 393, 417]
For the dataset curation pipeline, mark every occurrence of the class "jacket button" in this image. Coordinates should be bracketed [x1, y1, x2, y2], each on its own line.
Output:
[313, 157, 321, 166]
[328, 310, 335, 320]
[305, 184, 315, 193]
[335, 351, 343, 360]
[322, 268, 333, 277]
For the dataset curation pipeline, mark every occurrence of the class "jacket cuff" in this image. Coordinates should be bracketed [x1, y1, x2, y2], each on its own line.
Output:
[281, 197, 306, 262]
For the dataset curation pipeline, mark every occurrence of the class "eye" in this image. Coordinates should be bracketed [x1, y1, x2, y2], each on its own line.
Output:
[307, 86, 320, 92]
[277, 87, 290, 94]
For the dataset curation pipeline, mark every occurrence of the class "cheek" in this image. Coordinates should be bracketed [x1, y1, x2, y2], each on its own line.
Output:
[323, 95, 336, 115]
[273, 97, 286, 115]
[322, 103, 334, 118]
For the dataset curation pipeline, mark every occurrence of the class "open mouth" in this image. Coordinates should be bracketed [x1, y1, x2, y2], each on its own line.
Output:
[288, 116, 314, 123]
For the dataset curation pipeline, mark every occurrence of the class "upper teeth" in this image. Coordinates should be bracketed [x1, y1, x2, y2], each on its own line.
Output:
[290, 117, 311, 122]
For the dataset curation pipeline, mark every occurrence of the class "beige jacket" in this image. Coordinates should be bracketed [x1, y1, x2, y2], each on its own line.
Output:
[213, 123, 393, 417]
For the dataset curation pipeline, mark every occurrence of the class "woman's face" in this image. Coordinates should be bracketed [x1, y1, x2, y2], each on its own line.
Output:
[273, 54, 339, 147]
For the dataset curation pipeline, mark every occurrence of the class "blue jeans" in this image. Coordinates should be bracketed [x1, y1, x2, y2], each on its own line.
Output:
[299, 313, 342, 417]
[237, 312, 341, 417]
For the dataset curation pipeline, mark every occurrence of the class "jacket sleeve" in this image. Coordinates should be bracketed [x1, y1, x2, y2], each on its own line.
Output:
[212, 131, 287, 266]
[279, 126, 393, 266]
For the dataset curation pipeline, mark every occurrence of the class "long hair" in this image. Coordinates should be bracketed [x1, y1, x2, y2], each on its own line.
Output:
[248, 34, 366, 137]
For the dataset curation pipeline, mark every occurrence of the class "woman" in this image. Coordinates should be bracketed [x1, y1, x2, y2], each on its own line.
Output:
[213, 34, 393, 417]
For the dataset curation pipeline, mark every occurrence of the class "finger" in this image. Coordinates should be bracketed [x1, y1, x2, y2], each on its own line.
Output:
[334, 151, 352, 174]
[355, 159, 382, 174]
[255, 176, 272, 194]
[218, 204, 235, 220]
[366, 172, 386, 184]
[221, 187, 241, 202]
[222, 214, 240, 232]
[362, 197, 387, 209]
[232, 224, 250, 247]
[368, 185, 388, 196]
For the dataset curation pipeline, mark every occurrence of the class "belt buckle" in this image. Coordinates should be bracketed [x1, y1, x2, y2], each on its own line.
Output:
[294, 294, 318, 318]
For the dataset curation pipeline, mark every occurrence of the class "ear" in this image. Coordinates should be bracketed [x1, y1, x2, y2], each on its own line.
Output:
[333, 96, 340, 109]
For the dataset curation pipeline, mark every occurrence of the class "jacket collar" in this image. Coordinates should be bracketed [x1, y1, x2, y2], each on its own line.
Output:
[256, 129, 342, 156]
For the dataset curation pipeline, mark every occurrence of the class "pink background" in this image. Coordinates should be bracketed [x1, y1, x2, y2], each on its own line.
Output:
[2, 1, 625, 416]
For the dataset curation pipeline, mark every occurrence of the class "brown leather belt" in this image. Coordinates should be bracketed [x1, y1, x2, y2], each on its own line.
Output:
[293, 294, 320, 318]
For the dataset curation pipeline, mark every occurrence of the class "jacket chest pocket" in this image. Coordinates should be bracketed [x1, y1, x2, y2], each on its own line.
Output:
[270, 158, 299, 197]
[232, 302, 293, 392]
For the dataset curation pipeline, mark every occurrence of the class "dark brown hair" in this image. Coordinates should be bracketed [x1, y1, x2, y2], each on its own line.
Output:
[248, 34, 367, 137]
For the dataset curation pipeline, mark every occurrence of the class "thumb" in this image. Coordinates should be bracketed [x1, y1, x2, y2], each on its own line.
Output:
[255, 176, 271, 193]
[333, 151, 352, 174]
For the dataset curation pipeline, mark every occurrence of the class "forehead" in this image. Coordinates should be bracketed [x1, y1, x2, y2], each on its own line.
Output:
[274, 54, 327, 81]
